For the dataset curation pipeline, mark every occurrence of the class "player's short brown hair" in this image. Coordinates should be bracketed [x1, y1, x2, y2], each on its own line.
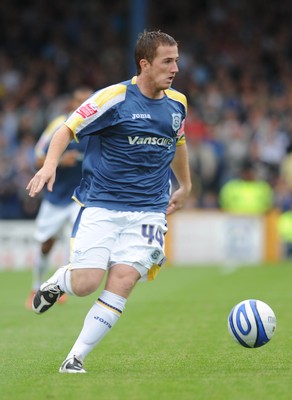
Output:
[134, 30, 178, 75]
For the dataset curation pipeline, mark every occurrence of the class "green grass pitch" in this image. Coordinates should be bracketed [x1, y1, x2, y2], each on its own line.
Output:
[1, 262, 292, 400]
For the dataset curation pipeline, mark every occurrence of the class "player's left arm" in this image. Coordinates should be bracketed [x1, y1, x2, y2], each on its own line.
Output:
[167, 142, 192, 215]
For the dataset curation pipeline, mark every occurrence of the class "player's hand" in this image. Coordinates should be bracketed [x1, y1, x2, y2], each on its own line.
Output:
[166, 187, 191, 215]
[26, 165, 56, 197]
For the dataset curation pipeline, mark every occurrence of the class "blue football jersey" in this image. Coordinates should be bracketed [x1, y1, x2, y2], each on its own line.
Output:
[66, 77, 187, 213]
[35, 114, 88, 205]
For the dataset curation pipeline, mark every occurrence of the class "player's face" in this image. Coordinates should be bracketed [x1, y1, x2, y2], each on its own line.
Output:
[148, 45, 179, 91]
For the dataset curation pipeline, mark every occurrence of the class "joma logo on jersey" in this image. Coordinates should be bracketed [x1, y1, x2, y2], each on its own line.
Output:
[132, 113, 151, 119]
[76, 103, 98, 118]
[128, 136, 173, 148]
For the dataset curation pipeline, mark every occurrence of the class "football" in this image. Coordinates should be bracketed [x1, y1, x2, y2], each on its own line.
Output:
[228, 299, 276, 348]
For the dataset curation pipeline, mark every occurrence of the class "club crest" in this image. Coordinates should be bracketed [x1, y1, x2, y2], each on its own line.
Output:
[172, 113, 181, 132]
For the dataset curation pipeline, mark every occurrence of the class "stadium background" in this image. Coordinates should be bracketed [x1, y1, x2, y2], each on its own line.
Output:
[1, 0, 292, 265]
[2, 3, 292, 400]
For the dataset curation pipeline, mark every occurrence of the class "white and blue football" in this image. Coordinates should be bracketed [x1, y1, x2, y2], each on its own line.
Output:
[228, 299, 276, 348]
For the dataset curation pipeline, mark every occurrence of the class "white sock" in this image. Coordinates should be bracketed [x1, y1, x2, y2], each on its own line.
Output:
[45, 265, 74, 295]
[67, 290, 127, 361]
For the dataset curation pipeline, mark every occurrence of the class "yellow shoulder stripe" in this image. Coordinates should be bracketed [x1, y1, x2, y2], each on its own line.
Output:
[66, 85, 127, 142]
[165, 89, 187, 110]
[93, 84, 127, 108]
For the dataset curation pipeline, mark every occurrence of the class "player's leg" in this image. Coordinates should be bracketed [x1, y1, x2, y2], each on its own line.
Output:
[59, 263, 140, 373]
[25, 199, 65, 309]
[41, 202, 82, 306]
[57, 202, 83, 305]
[32, 207, 117, 313]
[59, 211, 167, 373]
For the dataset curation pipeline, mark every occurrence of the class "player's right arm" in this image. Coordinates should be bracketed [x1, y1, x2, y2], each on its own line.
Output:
[26, 125, 74, 197]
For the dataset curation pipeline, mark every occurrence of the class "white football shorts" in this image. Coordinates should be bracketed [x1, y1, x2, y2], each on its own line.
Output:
[69, 207, 168, 281]
[34, 199, 80, 242]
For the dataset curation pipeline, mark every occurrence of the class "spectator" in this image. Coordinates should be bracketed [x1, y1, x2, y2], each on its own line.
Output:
[2, 1, 292, 215]
[219, 159, 274, 215]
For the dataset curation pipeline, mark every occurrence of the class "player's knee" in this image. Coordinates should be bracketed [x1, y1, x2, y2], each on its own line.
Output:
[71, 268, 104, 296]
[106, 266, 140, 297]
[120, 275, 138, 293]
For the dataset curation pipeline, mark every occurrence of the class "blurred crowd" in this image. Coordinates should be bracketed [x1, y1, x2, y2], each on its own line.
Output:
[2, 0, 292, 218]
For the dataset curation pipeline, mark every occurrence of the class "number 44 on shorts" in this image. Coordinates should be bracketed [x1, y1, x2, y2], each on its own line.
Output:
[141, 224, 164, 247]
